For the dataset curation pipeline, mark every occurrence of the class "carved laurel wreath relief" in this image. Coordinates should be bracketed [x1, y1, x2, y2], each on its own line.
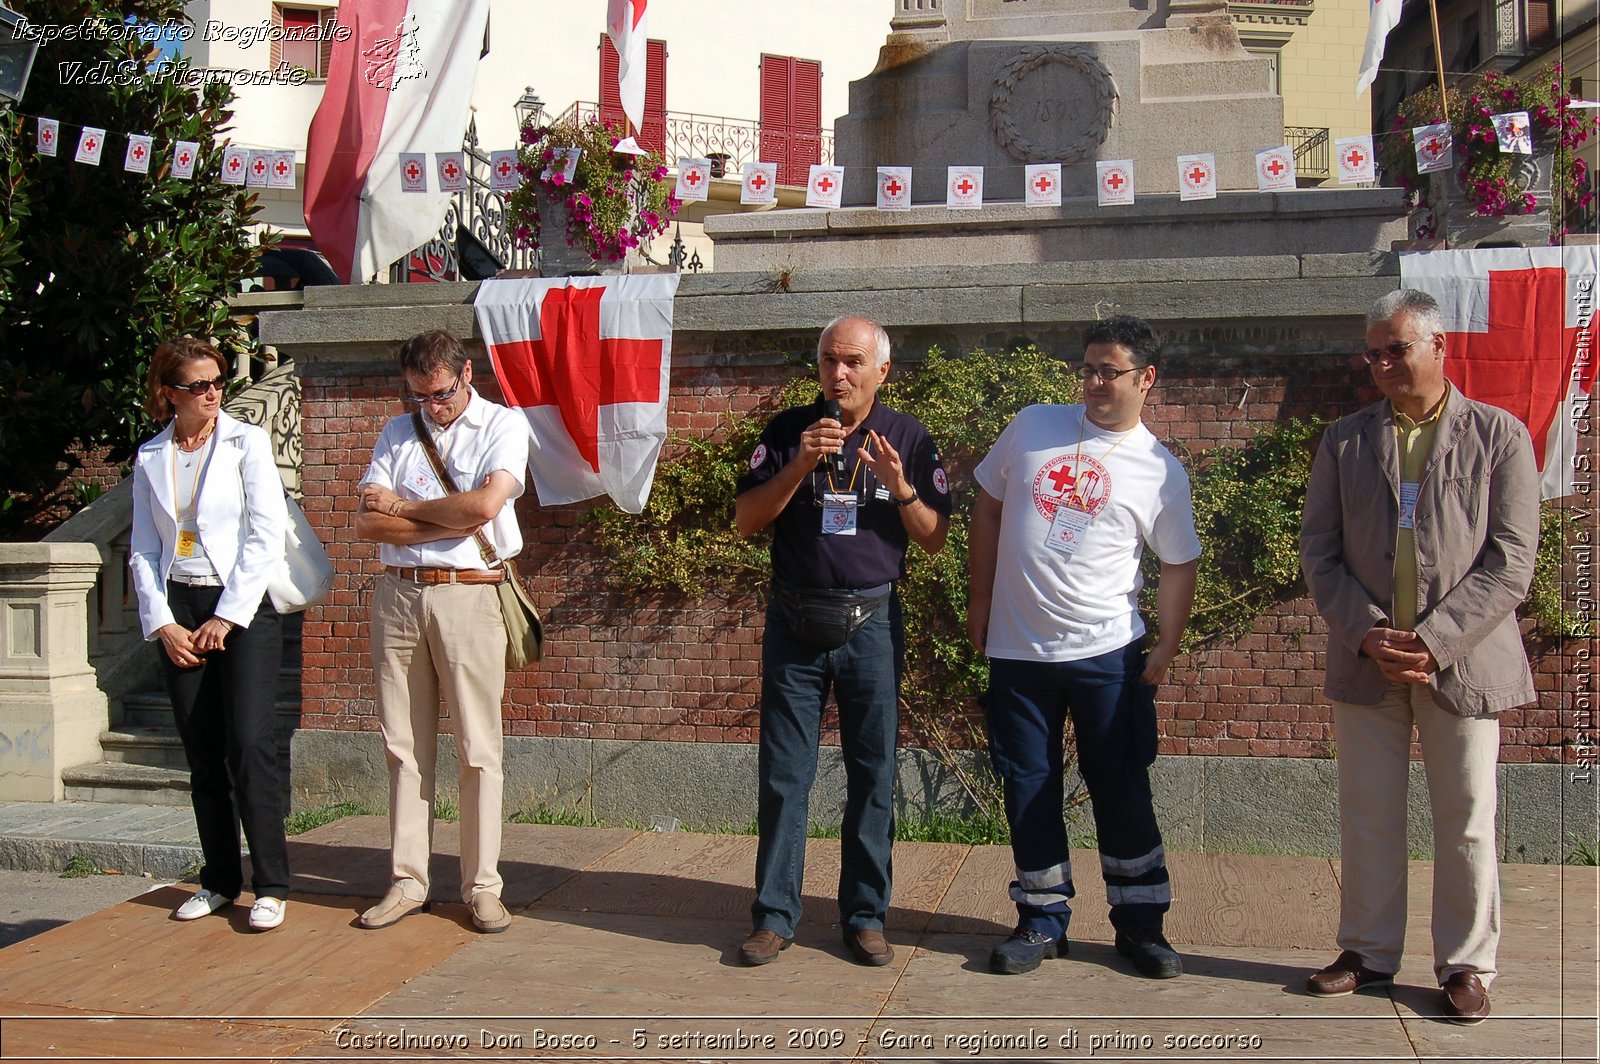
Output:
[989, 46, 1119, 163]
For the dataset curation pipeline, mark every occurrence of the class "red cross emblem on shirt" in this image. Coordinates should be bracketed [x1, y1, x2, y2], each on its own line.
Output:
[1343, 147, 1365, 169]
[749, 171, 768, 191]
[488, 286, 663, 472]
[815, 174, 834, 193]
[1034, 173, 1054, 194]
[1104, 171, 1125, 191]
[683, 168, 703, 186]
[496, 159, 513, 179]
[405, 162, 421, 180]
[1187, 165, 1209, 186]
[1047, 464, 1078, 497]
[883, 178, 904, 197]
[442, 160, 459, 180]
[1265, 157, 1285, 177]
[955, 177, 975, 196]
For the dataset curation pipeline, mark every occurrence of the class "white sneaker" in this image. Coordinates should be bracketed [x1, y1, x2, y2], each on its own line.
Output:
[174, 888, 234, 921]
[248, 897, 287, 931]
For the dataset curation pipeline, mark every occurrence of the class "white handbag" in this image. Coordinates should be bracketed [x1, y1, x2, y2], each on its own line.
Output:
[267, 494, 334, 614]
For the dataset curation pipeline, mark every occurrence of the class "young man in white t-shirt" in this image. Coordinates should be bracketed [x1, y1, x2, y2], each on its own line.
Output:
[967, 316, 1201, 979]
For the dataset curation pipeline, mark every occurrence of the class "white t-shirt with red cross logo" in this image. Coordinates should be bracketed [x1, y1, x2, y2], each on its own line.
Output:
[974, 404, 1201, 662]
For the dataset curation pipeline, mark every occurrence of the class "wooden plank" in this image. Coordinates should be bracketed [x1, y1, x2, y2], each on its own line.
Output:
[0, 1004, 318, 1063]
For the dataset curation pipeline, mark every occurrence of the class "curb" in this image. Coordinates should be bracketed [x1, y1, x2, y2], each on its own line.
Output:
[0, 834, 202, 879]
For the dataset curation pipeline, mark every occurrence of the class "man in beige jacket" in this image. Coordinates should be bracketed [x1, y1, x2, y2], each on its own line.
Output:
[1299, 288, 1540, 1024]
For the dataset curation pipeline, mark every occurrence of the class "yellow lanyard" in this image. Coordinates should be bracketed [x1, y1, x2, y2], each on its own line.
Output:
[1070, 413, 1134, 507]
[825, 431, 870, 495]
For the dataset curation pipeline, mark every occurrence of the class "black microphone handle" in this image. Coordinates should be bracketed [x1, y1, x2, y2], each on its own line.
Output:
[821, 400, 848, 480]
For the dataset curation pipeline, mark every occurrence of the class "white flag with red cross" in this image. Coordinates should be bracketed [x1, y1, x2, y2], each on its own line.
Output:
[269, 150, 296, 189]
[1336, 135, 1376, 183]
[1492, 111, 1533, 154]
[75, 127, 106, 166]
[877, 166, 912, 210]
[1413, 123, 1453, 174]
[37, 117, 58, 157]
[947, 166, 984, 209]
[124, 134, 153, 175]
[1097, 160, 1134, 206]
[1177, 153, 1216, 201]
[676, 158, 712, 202]
[1401, 246, 1599, 499]
[246, 150, 271, 188]
[1255, 146, 1296, 191]
[489, 149, 520, 191]
[1026, 164, 1062, 207]
[398, 152, 427, 192]
[436, 151, 467, 192]
[474, 274, 681, 513]
[221, 145, 249, 185]
[741, 161, 777, 205]
[173, 141, 200, 181]
[807, 164, 844, 208]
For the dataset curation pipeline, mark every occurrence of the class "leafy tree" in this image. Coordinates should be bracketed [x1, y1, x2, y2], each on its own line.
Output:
[0, 0, 263, 535]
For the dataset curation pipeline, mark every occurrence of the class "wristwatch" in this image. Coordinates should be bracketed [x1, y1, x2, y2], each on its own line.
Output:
[894, 488, 920, 507]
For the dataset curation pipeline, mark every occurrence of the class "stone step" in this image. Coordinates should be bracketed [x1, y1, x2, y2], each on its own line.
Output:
[61, 762, 192, 807]
[100, 728, 188, 770]
[0, 800, 204, 877]
[122, 690, 303, 727]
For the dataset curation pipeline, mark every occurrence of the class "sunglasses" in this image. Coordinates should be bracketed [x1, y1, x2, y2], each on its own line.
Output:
[1076, 364, 1145, 384]
[402, 375, 464, 405]
[1360, 338, 1426, 365]
[167, 376, 225, 396]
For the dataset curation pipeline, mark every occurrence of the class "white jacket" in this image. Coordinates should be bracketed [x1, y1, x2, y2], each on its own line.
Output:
[129, 411, 288, 639]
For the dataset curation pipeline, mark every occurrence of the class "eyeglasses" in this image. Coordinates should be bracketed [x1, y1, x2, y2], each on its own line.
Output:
[1360, 338, 1426, 365]
[402, 376, 464, 405]
[1076, 364, 1145, 384]
[167, 377, 225, 396]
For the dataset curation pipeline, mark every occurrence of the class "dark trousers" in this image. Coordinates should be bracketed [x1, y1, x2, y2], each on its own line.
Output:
[752, 595, 902, 938]
[159, 583, 289, 900]
[984, 641, 1170, 939]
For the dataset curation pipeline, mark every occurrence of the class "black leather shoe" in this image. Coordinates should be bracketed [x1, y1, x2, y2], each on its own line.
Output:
[1115, 927, 1183, 979]
[989, 926, 1064, 974]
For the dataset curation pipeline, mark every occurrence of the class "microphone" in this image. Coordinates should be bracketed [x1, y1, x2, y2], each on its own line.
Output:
[821, 398, 848, 482]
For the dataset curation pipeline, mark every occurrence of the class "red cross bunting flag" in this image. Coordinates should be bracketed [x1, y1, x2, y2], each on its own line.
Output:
[246, 150, 270, 188]
[1255, 146, 1296, 191]
[1097, 160, 1134, 206]
[947, 166, 984, 210]
[877, 166, 912, 210]
[741, 161, 777, 205]
[489, 149, 520, 191]
[1336, 135, 1376, 184]
[1026, 163, 1062, 207]
[75, 127, 106, 166]
[36, 117, 58, 157]
[124, 134, 153, 175]
[173, 141, 200, 181]
[398, 151, 427, 192]
[1401, 246, 1599, 499]
[1413, 123, 1453, 174]
[1177, 153, 1216, 201]
[1492, 111, 1533, 154]
[436, 150, 468, 193]
[221, 145, 249, 186]
[676, 158, 712, 203]
[474, 274, 681, 513]
[268, 150, 296, 189]
[807, 164, 844, 208]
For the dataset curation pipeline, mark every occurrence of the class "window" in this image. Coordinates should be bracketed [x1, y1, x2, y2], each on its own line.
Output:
[759, 55, 822, 186]
[272, 4, 338, 80]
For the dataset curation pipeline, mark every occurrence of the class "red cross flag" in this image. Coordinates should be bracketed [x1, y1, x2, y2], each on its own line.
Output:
[399, 151, 428, 192]
[807, 164, 844, 209]
[1413, 122, 1453, 174]
[947, 166, 984, 210]
[877, 166, 912, 210]
[124, 134, 153, 175]
[741, 161, 777, 205]
[1096, 159, 1134, 206]
[173, 140, 200, 181]
[475, 274, 681, 513]
[1177, 153, 1216, 201]
[1336, 134, 1376, 184]
[489, 149, 520, 191]
[1026, 163, 1063, 208]
[1255, 146, 1296, 192]
[1402, 246, 1598, 499]
[1492, 111, 1533, 154]
[606, 0, 649, 137]
[269, 149, 296, 189]
[36, 117, 58, 157]
[221, 145, 249, 186]
[676, 158, 712, 203]
[436, 150, 468, 192]
[75, 127, 106, 166]
[305, 0, 492, 283]
[1358, 0, 1403, 98]
[246, 150, 270, 188]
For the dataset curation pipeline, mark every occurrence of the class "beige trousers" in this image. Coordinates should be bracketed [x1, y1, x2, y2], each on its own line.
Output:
[1333, 683, 1501, 986]
[372, 574, 507, 903]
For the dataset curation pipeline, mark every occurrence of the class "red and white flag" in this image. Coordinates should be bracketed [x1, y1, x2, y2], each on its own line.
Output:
[1177, 153, 1216, 201]
[304, 0, 491, 283]
[488, 149, 519, 191]
[1413, 122, 1453, 174]
[36, 117, 58, 157]
[1358, 0, 1402, 97]
[124, 134, 152, 174]
[221, 145, 249, 185]
[606, 0, 649, 137]
[398, 151, 427, 192]
[474, 275, 680, 513]
[1256, 145, 1296, 191]
[1401, 246, 1599, 499]
[436, 150, 467, 192]
[676, 158, 712, 202]
[807, 164, 844, 208]
[75, 127, 105, 166]
[877, 166, 912, 210]
[1336, 135, 1376, 183]
[173, 141, 199, 181]
[947, 166, 984, 209]
[1026, 163, 1062, 207]
[741, 161, 777, 205]
[1097, 160, 1134, 206]
[269, 150, 296, 189]
[246, 150, 270, 187]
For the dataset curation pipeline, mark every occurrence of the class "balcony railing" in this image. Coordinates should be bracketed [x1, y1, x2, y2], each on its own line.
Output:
[1286, 125, 1330, 179]
[552, 101, 834, 183]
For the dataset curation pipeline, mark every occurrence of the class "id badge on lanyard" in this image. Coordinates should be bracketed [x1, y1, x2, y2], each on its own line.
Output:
[822, 492, 858, 536]
[1044, 500, 1092, 557]
[176, 528, 199, 559]
[1397, 481, 1419, 530]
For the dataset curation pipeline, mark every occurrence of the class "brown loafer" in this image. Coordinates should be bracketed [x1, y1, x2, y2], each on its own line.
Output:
[1306, 950, 1395, 996]
[469, 892, 511, 933]
[1441, 971, 1490, 1025]
[738, 928, 791, 966]
[358, 886, 429, 929]
[844, 927, 894, 966]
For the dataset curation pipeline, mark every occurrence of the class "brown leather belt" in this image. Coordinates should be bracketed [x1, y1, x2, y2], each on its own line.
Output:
[385, 565, 505, 585]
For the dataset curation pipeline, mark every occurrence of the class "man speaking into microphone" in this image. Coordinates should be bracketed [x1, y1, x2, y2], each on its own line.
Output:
[734, 316, 952, 968]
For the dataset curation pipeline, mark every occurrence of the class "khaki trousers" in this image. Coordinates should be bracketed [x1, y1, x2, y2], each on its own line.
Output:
[372, 574, 507, 903]
[1333, 683, 1500, 986]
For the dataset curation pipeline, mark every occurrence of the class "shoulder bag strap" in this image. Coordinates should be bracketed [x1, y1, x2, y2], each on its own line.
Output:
[410, 411, 502, 570]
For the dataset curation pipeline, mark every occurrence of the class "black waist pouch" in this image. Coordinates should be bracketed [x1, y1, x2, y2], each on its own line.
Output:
[773, 583, 890, 650]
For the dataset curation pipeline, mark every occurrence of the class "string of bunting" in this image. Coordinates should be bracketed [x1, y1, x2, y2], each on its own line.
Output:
[22, 110, 298, 188]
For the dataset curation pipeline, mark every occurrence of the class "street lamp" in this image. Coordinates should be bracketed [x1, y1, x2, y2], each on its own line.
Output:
[0, 4, 40, 107]
[513, 87, 543, 134]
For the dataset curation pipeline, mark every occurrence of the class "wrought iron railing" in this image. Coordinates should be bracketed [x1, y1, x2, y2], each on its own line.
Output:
[1285, 125, 1330, 179]
[552, 101, 835, 175]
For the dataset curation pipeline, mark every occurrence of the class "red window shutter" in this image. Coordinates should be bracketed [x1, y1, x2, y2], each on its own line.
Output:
[599, 34, 622, 128]
[1527, 0, 1554, 48]
[760, 55, 822, 185]
[599, 36, 666, 153]
[790, 58, 822, 182]
[760, 54, 794, 183]
[319, 7, 338, 79]
[270, 4, 284, 70]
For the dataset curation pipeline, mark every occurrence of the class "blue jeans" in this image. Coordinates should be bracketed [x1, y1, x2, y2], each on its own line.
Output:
[984, 641, 1170, 939]
[752, 594, 902, 937]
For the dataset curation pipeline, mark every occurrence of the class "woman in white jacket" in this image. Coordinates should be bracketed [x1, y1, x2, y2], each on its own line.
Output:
[129, 338, 291, 931]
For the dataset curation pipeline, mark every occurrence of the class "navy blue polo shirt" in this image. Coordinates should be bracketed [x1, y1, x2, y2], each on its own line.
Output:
[737, 396, 953, 590]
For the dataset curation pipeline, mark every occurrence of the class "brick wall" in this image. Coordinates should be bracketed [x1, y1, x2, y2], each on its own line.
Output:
[297, 350, 1591, 766]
